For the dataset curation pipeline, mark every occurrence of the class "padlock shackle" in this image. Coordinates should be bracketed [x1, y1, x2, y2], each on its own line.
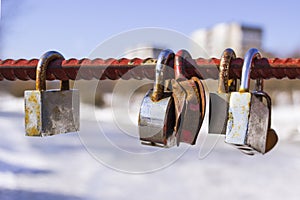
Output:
[152, 49, 174, 101]
[239, 48, 262, 92]
[218, 48, 236, 93]
[255, 78, 264, 91]
[36, 51, 68, 91]
[174, 49, 193, 81]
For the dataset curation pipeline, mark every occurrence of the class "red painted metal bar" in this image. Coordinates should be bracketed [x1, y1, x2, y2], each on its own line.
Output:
[1, 57, 300, 81]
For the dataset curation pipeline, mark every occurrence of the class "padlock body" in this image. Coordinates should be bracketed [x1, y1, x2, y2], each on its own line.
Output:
[138, 89, 175, 147]
[174, 79, 203, 145]
[209, 93, 230, 134]
[25, 89, 80, 136]
[225, 92, 269, 153]
[246, 93, 269, 152]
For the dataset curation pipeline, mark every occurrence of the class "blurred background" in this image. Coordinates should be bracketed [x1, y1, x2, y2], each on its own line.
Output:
[1, 0, 300, 199]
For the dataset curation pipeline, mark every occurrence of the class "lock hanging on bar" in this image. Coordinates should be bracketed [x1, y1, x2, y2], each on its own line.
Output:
[225, 48, 277, 155]
[171, 49, 206, 145]
[138, 49, 176, 147]
[24, 51, 80, 136]
[209, 48, 236, 134]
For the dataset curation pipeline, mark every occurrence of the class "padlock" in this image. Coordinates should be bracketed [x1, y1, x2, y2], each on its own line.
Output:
[234, 79, 278, 155]
[171, 49, 206, 145]
[209, 48, 236, 134]
[25, 51, 80, 136]
[246, 78, 278, 154]
[138, 49, 176, 147]
[225, 48, 276, 154]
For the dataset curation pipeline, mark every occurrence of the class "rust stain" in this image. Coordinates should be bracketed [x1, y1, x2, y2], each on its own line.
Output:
[233, 132, 240, 138]
[239, 89, 247, 93]
[241, 105, 245, 112]
[227, 112, 234, 128]
[26, 127, 40, 136]
[25, 92, 41, 136]
[28, 93, 38, 104]
[25, 107, 30, 125]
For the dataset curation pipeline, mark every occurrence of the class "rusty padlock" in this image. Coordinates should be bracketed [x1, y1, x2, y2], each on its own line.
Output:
[225, 48, 277, 155]
[138, 49, 176, 147]
[171, 49, 206, 145]
[25, 51, 80, 136]
[209, 48, 236, 134]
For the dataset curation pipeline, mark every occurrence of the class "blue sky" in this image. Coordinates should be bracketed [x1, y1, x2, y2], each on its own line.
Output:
[1, 0, 300, 58]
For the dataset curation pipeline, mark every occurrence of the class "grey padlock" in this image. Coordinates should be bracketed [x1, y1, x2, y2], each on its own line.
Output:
[225, 48, 272, 154]
[138, 49, 176, 147]
[243, 77, 278, 154]
[25, 51, 80, 136]
[209, 48, 236, 134]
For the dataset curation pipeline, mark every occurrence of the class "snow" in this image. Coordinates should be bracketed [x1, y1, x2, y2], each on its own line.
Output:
[0, 93, 300, 199]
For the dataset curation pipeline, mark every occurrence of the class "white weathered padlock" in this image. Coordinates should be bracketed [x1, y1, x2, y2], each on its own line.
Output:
[25, 51, 80, 136]
[225, 48, 276, 154]
[138, 49, 176, 147]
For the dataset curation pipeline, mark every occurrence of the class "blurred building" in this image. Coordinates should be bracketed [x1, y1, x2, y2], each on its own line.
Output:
[124, 44, 163, 59]
[191, 22, 263, 57]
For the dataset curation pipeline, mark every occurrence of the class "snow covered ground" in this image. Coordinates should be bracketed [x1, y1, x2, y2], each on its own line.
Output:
[0, 93, 300, 200]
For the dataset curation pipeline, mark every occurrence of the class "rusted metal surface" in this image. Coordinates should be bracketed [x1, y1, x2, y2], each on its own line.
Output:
[218, 49, 236, 93]
[151, 50, 174, 102]
[25, 90, 80, 136]
[171, 80, 186, 141]
[171, 50, 206, 145]
[36, 52, 65, 91]
[1, 57, 300, 81]
[24, 51, 80, 136]
[209, 49, 236, 134]
[179, 77, 205, 144]
[25, 91, 41, 136]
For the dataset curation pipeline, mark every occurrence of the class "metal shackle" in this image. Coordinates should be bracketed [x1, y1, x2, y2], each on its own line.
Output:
[174, 49, 193, 81]
[218, 48, 236, 93]
[151, 49, 174, 101]
[36, 51, 69, 91]
[239, 48, 262, 92]
[252, 76, 272, 130]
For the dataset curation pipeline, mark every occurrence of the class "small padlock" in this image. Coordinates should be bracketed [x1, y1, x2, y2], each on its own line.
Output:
[225, 48, 276, 154]
[138, 49, 176, 147]
[171, 49, 206, 145]
[209, 48, 236, 134]
[25, 51, 80, 136]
